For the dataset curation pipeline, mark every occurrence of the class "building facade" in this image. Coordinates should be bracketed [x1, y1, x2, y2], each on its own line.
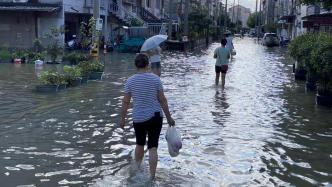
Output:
[228, 5, 251, 28]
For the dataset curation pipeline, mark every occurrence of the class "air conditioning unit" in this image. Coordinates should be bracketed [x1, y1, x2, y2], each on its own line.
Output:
[13, 0, 29, 3]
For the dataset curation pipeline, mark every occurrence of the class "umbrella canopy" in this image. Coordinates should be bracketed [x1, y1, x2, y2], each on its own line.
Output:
[140, 35, 168, 52]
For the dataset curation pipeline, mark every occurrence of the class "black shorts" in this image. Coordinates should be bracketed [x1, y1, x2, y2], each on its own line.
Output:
[133, 113, 163, 149]
[215, 65, 228, 74]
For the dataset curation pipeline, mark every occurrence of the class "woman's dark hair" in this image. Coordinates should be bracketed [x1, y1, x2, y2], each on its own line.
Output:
[135, 53, 149, 68]
[221, 39, 227, 46]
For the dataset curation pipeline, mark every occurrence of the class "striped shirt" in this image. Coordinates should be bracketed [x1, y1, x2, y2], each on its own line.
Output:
[124, 73, 163, 123]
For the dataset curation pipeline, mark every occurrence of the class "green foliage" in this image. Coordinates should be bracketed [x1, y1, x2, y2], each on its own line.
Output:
[45, 27, 64, 62]
[39, 71, 67, 85]
[289, 33, 317, 69]
[247, 12, 260, 28]
[12, 49, 27, 59]
[63, 52, 88, 65]
[299, 0, 331, 10]
[311, 33, 332, 90]
[129, 18, 143, 27]
[77, 61, 91, 76]
[79, 21, 92, 50]
[0, 45, 11, 62]
[27, 51, 47, 63]
[33, 39, 43, 52]
[189, 5, 213, 40]
[63, 65, 82, 78]
[289, 32, 332, 90]
[89, 60, 104, 72]
[264, 23, 277, 33]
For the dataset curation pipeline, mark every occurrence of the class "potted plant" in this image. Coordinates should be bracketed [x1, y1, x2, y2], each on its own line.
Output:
[77, 61, 91, 83]
[0, 45, 11, 63]
[45, 27, 64, 64]
[63, 52, 87, 65]
[28, 51, 47, 64]
[311, 33, 332, 106]
[11, 50, 28, 64]
[36, 71, 67, 92]
[88, 60, 104, 80]
[63, 65, 83, 87]
[288, 34, 307, 80]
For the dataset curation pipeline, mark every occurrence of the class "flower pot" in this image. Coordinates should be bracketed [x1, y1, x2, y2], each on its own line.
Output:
[68, 78, 82, 87]
[57, 84, 67, 91]
[81, 76, 88, 84]
[89, 72, 103, 80]
[36, 85, 59, 93]
[305, 75, 318, 91]
[316, 88, 332, 107]
[294, 69, 307, 81]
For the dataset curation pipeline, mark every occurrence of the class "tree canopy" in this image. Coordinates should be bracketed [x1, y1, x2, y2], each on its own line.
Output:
[247, 12, 260, 28]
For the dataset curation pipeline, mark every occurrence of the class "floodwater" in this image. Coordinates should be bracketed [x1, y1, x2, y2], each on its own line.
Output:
[0, 38, 331, 187]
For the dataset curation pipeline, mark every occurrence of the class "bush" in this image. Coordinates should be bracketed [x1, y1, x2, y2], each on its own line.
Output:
[63, 65, 82, 78]
[77, 60, 104, 76]
[89, 60, 104, 72]
[63, 52, 88, 65]
[39, 71, 67, 85]
[0, 45, 11, 62]
[311, 33, 332, 91]
[288, 33, 316, 70]
[28, 51, 47, 63]
[45, 27, 64, 62]
[77, 61, 91, 76]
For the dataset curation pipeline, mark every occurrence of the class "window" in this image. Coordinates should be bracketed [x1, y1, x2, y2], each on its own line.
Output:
[147, 0, 150, 8]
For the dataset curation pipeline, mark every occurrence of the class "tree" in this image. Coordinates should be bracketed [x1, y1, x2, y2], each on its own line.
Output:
[247, 12, 260, 28]
[299, 0, 331, 10]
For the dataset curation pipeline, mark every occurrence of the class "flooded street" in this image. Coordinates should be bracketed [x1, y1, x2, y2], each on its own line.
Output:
[0, 38, 331, 186]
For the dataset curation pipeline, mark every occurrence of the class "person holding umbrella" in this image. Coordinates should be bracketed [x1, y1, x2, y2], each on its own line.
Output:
[141, 35, 168, 77]
[120, 53, 175, 179]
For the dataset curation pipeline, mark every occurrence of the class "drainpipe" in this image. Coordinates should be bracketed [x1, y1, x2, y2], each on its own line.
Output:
[167, 0, 173, 39]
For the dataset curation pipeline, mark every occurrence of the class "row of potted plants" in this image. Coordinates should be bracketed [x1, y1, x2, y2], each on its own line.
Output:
[36, 60, 104, 92]
[288, 32, 332, 107]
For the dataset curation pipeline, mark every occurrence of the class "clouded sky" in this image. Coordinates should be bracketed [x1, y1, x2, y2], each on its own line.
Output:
[226, 0, 257, 12]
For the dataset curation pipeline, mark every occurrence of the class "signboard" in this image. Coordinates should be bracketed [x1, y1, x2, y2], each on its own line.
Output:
[96, 18, 103, 31]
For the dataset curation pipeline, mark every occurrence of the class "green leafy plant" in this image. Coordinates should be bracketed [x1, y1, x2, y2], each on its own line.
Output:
[12, 49, 27, 59]
[63, 65, 82, 78]
[89, 60, 104, 72]
[45, 27, 64, 62]
[33, 39, 43, 52]
[77, 61, 91, 76]
[39, 71, 67, 85]
[311, 33, 332, 94]
[0, 45, 11, 62]
[63, 52, 88, 65]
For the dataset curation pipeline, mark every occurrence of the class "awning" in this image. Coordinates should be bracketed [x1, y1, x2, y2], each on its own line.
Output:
[0, 2, 60, 12]
[302, 13, 332, 26]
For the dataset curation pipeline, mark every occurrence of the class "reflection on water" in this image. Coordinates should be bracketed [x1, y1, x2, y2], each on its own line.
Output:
[0, 38, 331, 186]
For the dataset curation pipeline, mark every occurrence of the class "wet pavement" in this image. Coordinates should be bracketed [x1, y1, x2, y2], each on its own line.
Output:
[0, 38, 331, 186]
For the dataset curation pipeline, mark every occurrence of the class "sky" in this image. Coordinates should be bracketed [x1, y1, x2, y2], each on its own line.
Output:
[226, 0, 257, 12]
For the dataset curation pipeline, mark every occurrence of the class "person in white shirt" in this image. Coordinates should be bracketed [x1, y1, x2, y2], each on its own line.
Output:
[147, 47, 162, 77]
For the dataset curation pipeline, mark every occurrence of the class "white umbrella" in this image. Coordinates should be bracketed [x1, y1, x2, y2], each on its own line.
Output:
[140, 35, 168, 52]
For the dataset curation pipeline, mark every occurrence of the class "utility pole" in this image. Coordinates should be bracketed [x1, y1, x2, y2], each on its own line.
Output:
[255, 0, 258, 31]
[219, 2, 223, 38]
[224, 0, 228, 36]
[232, 0, 235, 23]
[184, 0, 189, 37]
[168, 0, 173, 39]
[258, 0, 261, 39]
[92, 0, 100, 59]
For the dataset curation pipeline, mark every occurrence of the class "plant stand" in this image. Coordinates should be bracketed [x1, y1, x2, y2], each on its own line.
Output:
[57, 84, 67, 91]
[294, 69, 307, 81]
[68, 79, 82, 87]
[36, 85, 59, 93]
[89, 72, 103, 80]
[81, 76, 89, 84]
